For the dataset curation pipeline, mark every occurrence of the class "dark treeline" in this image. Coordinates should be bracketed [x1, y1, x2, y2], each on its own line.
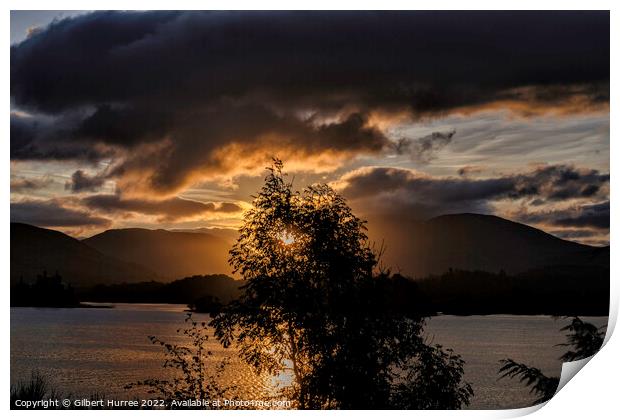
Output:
[78, 274, 242, 307]
[11, 267, 608, 316]
[11, 271, 79, 308]
[10, 273, 242, 311]
[413, 265, 609, 316]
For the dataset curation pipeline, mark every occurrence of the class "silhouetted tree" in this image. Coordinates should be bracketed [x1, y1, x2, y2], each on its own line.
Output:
[499, 316, 606, 405]
[212, 159, 473, 409]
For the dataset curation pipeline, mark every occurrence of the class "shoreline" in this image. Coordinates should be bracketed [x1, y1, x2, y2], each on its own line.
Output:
[9, 303, 609, 317]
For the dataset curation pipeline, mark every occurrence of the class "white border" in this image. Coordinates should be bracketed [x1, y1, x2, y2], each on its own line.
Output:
[3, 3, 617, 419]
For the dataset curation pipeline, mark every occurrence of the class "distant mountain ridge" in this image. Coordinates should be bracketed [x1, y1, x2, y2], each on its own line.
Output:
[10, 223, 159, 286]
[169, 227, 239, 243]
[82, 228, 234, 280]
[11, 214, 609, 288]
[366, 213, 608, 278]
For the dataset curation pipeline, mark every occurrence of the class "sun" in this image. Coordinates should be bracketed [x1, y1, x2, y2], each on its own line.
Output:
[279, 230, 295, 246]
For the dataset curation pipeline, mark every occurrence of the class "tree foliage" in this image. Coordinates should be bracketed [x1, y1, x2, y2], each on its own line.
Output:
[557, 317, 606, 362]
[499, 316, 606, 405]
[212, 159, 473, 409]
[498, 359, 559, 405]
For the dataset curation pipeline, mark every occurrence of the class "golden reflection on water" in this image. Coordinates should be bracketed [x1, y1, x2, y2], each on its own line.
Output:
[11, 304, 608, 409]
[269, 359, 294, 390]
[10, 303, 287, 403]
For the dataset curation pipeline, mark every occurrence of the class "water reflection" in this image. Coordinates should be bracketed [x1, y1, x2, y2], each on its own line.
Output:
[10, 304, 607, 409]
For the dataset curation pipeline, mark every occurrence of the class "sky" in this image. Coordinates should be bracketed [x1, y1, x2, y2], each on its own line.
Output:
[10, 11, 610, 245]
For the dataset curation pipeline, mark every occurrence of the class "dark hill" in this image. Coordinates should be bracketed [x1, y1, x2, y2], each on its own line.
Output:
[170, 227, 239, 243]
[10, 223, 158, 286]
[367, 213, 608, 277]
[83, 228, 233, 280]
[13, 213, 609, 289]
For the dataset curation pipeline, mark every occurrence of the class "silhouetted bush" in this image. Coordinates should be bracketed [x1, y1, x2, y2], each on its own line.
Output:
[11, 371, 57, 408]
[11, 371, 112, 410]
[127, 313, 233, 406]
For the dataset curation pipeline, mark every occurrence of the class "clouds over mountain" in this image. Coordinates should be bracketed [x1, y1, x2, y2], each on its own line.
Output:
[10, 11, 609, 196]
[10, 194, 243, 232]
[334, 164, 610, 243]
[336, 164, 608, 206]
[513, 201, 610, 230]
[81, 194, 242, 222]
[10, 199, 111, 229]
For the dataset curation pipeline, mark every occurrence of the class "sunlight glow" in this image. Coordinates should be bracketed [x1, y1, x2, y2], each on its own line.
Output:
[279, 231, 295, 246]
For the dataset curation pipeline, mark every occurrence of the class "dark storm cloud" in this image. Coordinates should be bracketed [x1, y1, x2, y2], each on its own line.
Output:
[11, 11, 609, 114]
[508, 201, 609, 244]
[65, 170, 107, 193]
[527, 165, 610, 201]
[10, 199, 111, 228]
[10, 11, 610, 193]
[73, 104, 172, 147]
[531, 201, 610, 229]
[395, 130, 456, 163]
[105, 108, 390, 194]
[553, 202, 610, 229]
[81, 194, 242, 221]
[337, 166, 514, 214]
[10, 112, 113, 161]
[336, 164, 609, 220]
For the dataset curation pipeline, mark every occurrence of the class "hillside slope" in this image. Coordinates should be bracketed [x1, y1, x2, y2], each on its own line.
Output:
[11, 223, 158, 286]
[83, 228, 233, 280]
[367, 213, 608, 277]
